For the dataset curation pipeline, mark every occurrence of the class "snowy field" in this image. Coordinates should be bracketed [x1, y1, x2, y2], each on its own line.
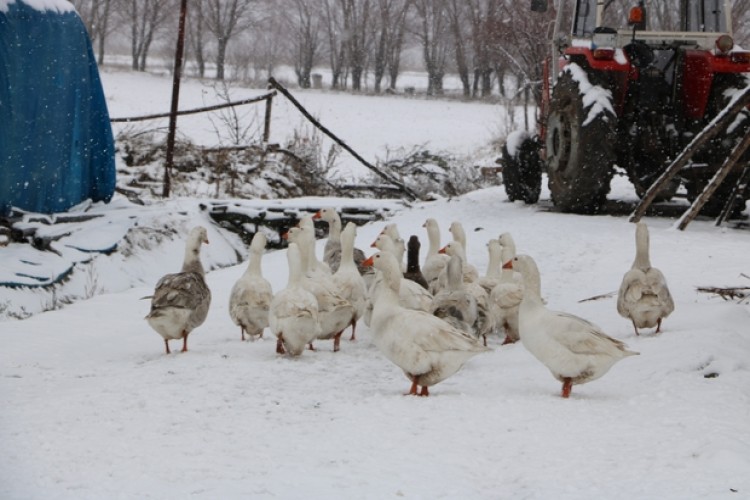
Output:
[103, 67, 512, 180]
[1, 69, 750, 499]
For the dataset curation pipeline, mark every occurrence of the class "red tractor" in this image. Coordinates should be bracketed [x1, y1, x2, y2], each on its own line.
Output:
[502, 0, 750, 214]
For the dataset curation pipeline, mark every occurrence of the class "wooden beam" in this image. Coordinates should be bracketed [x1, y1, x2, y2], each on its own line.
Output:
[110, 92, 277, 123]
[630, 85, 750, 223]
[676, 129, 750, 230]
[267, 77, 420, 200]
[715, 164, 750, 226]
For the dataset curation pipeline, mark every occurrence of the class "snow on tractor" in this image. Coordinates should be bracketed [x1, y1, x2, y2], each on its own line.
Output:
[502, 0, 750, 214]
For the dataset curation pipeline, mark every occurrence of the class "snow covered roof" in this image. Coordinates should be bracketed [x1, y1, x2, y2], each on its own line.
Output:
[0, 0, 75, 14]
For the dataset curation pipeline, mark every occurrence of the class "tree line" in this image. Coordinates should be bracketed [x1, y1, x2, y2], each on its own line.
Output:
[72, 0, 750, 99]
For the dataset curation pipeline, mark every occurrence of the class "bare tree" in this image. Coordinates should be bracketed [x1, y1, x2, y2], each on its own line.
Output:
[322, 0, 348, 89]
[249, 1, 283, 81]
[186, 0, 207, 78]
[412, 0, 449, 95]
[494, 1, 554, 105]
[72, 0, 116, 65]
[118, 0, 173, 71]
[341, 0, 372, 91]
[204, 0, 256, 80]
[285, 0, 321, 88]
[446, 0, 471, 96]
[372, 0, 411, 92]
[385, 0, 410, 90]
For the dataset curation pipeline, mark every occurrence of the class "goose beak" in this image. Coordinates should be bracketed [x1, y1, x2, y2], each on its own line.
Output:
[312, 211, 322, 219]
[502, 260, 513, 269]
[362, 255, 375, 267]
[281, 232, 289, 240]
[438, 246, 447, 254]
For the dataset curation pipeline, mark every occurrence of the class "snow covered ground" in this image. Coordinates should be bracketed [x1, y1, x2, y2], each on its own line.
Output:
[103, 67, 511, 180]
[1, 69, 750, 499]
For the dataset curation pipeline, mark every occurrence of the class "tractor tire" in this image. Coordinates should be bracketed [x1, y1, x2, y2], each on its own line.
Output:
[546, 70, 616, 214]
[501, 134, 542, 204]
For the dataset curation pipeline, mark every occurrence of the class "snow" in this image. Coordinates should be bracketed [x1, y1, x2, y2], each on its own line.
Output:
[2, 70, 750, 499]
[505, 129, 532, 157]
[0, 0, 75, 14]
[103, 69, 508, 179]
[565, 63, 616, 126]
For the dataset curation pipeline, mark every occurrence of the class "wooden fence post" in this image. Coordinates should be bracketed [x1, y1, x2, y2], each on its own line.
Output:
[263, 93, 274, 144]
[163, 0, 189, 198]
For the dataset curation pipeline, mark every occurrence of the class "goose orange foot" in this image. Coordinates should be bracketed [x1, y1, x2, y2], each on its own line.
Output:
[561, 378, 573, 398]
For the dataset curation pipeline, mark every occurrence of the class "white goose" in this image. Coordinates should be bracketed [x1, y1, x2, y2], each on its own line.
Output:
[146, 226, 212, 354]
[617, 222, 674, 335]
[430, 254, 478, 335]
[269, 243, 321, 356]
[228, 232, 273, 341]
[439, 240, 495, 344]
[298, 215, 331, 276]
[512, 255, 639, 398]
[498, 232, 523, 285]
[287, 226, 354, 352]
[376, 223, 405, 272]
[332, 222, 368, 341]
[449, 221, 471, 264]
[436, 241, 480, 290]
[313, 208, 368, 275]
[363, 251, 489, 396]
[422, 218, 450, 287]
[490, 246, 541, 345]
[370, 233, 433, 313]
[478, 238, 504, 295]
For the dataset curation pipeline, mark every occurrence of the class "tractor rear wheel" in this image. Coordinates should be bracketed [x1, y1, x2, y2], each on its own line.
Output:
[546, 70, 616, 214]
[501, 133, 542, 204]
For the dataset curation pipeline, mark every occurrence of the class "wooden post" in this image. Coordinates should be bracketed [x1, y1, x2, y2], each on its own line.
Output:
[263, 93, 274, 143]
[630, 85, 750, 223]
[162, 0, 189, 198]
[676, 129, 750, 230]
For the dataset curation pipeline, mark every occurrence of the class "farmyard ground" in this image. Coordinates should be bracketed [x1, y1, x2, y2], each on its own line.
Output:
[1, 69, 749, 499]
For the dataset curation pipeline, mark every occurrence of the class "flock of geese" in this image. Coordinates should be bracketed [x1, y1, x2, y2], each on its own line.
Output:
[145, 212, 675, 398]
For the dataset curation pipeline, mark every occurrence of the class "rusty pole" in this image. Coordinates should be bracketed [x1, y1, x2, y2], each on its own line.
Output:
[162, 0, 189, 198]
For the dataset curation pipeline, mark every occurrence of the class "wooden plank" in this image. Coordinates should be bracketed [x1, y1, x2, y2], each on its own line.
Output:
[630, 85, 750, 223]
[676, 129, 750, 230]
[109, 92, 277, 123]
[715, 164, 750, 226]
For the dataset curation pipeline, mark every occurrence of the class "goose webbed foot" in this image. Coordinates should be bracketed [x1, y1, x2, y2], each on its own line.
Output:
[561, 378, 573, 398]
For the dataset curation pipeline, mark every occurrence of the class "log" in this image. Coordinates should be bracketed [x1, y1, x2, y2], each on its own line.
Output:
[630, 85, 750, 223]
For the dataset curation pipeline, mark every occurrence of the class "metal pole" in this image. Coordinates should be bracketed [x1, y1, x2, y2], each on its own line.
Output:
[162, 0, 189, 198]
